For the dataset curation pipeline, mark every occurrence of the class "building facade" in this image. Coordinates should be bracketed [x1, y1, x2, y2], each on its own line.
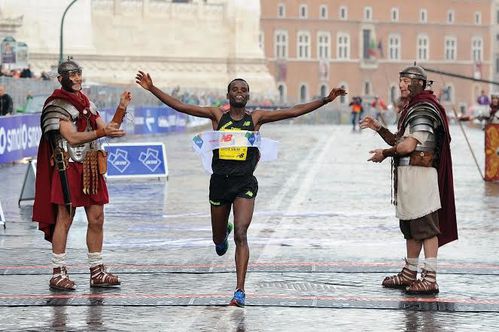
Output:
[260, 0, 494, 112]
[0, 0, 276, 97]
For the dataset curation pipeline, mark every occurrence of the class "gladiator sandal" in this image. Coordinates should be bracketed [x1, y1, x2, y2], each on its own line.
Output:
[49, 266, 76, 291]
[382, 264, 417, 289]
[405, 269, 439, 295]
[90, 264, 121, 288]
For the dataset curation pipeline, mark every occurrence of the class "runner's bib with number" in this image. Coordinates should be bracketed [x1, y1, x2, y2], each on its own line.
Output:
[192, 130, 278, 174]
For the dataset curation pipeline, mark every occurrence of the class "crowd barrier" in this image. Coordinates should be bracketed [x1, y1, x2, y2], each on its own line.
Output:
[0, 199, 6, 228]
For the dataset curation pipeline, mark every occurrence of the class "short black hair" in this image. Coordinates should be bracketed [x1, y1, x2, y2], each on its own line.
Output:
[227, 78, 249, 93]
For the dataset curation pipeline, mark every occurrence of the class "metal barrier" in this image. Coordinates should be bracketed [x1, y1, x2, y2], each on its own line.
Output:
[0, 199, 6, 229]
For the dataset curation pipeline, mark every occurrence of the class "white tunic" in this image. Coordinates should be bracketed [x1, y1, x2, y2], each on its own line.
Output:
[395, 129, 441, 220]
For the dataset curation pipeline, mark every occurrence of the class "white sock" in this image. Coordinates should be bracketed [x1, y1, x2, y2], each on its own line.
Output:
[405, 257, 419, 272]
[424, 257, 438, 272]
[88, 252, 103, 268]
[52, 252, 66, 268]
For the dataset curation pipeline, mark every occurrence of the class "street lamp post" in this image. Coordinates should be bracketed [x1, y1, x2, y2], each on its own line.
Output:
[59, 0, 79, 64]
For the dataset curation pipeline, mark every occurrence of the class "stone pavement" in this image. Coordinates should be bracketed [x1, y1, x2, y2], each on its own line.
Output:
[1, 125, 498, 331]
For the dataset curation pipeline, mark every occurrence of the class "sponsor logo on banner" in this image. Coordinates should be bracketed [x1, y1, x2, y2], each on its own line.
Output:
[103, 143, 168, 179]
[0, 114, 42, 163]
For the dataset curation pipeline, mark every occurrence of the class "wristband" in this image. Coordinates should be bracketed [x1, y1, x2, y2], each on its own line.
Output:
[95, 128, 106, 139]
[382, 146, 399, 158]
[112, 106, 127, 127]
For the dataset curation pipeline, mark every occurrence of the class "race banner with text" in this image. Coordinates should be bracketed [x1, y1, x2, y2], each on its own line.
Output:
[0, 114, 41, 163]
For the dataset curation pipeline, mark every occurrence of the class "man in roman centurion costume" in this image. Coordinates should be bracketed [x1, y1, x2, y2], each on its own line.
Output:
[32, 58, 130, 290]
[360, 63, 457, 295]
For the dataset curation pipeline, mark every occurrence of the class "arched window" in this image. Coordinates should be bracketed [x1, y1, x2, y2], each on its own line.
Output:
[417, 34, 429, 61]
[278, 83, 287, 104]
[277, 3, 286, 17]
[300, 84, 308, 103]
[339, 6, 348, 20]
[274, 30, 288, 59]
[388, 34, 400, 60]
[320, 84, 328, 98]
[299, 4, 308, 18]
[391, 8, 399, 22]
[472, 37, 483, 62]
[317, 32, 330, 59]
[443, 85, 453, 102]
[339, 83, 348, 105]
[297, 31, 310, 59]
[319, 5, 328, 19]
[390, 85, 398, 104]
[337, 33, 350, 59]
[364, 81, 371, 96]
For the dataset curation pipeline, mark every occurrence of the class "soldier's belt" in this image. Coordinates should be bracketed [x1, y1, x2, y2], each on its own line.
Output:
[82, 149, 107, 195]
[399, 151, 434, 167]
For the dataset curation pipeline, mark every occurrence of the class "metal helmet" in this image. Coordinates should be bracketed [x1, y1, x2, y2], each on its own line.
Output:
[57, 57, 82, 75]
[399, 63, 427, 81]
[400, 62, 429, 97]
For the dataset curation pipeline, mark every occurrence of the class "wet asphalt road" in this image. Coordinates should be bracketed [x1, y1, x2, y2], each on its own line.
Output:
[0, 124, 498, 331]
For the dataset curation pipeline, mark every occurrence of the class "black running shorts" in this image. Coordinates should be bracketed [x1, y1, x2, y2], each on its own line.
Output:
[209, 174, 258, 206]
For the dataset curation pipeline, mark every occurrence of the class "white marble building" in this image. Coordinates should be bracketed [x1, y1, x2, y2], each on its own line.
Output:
[0, 0, 276, 97]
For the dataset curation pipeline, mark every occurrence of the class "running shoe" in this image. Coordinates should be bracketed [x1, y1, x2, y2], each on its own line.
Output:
[229, 288, 245, 307]
[215, 223, 233, 256]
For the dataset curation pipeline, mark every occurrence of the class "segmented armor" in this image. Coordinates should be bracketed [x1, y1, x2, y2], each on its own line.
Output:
[41, 99, 100, 163]
[398, 101, 443, 167]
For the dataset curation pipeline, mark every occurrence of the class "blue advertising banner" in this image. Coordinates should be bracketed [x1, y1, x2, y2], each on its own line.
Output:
[103, 142, 168, 179]
[0, 107, 188, 164]
[0, 114, 41, 163]
[134, 106, 186, 135]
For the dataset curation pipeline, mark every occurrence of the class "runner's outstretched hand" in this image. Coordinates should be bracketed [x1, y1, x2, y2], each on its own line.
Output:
[135, 71, 154, 91]
[326, 87, 347, 102]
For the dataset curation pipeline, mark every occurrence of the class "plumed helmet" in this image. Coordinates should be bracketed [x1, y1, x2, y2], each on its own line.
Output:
[57, 57, 82, 75]
[399, 62, 427, 81]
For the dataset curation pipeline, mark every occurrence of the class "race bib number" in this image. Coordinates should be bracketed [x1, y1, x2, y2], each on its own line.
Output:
[219, 146, 248, 160]
[219, 130, 247, 160]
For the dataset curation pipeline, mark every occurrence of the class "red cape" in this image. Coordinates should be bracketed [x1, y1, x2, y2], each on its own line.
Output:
[399, 91, 458, 247]
[32, 89, 93, 242]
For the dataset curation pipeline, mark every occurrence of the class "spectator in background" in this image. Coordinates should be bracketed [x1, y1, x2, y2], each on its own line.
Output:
[41, 71, 51, 80]
[349, 96, 364, 131]
[20, 65, 33, 78]
[477, 90, 490, 106]
[0, 85, 13, 116]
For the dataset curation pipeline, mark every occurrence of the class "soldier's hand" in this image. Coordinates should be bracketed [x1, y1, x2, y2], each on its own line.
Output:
[368, 149, 385, 163]
[104, 122, 125, 138]
[360, 116, 382, 131]
[119, 91, 132, 109]
[327, 87, 347, 102]
[135, 71, 153, 91]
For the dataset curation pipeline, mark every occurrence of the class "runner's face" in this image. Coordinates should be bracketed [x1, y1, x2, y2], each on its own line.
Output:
[59, 69, 82, 92]
[228, 81, 249, 108]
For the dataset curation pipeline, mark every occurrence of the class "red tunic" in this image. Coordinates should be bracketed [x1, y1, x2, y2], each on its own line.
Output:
[32, 89, 108, 242]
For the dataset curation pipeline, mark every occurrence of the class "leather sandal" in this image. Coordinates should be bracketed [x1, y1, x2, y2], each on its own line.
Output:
[90, 264, 121, 287]
[49, 266, 76, 291]
[382, 266, 417, 289]
[405, 270, 439, 295]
